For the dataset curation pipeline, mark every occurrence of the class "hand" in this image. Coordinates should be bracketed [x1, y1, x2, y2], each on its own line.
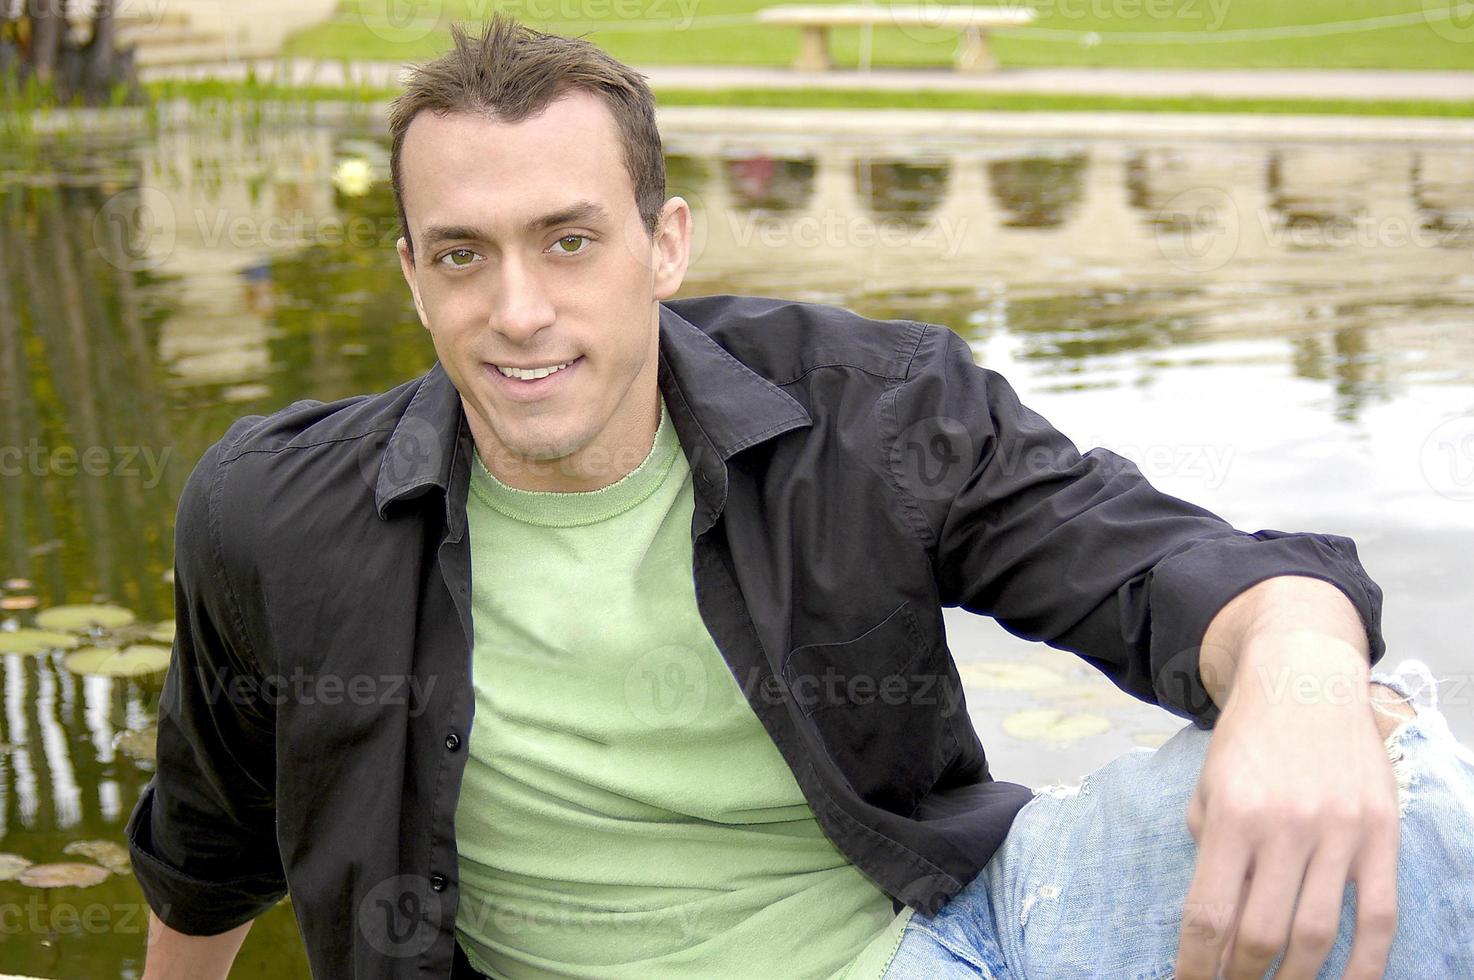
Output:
[1174, 637, 1404, 980]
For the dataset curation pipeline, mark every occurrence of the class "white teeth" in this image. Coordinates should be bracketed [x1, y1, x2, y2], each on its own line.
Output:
[496, 360, 573, 380]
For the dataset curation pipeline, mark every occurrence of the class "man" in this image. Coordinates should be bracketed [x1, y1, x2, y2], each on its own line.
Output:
[128, 15, 1473, 980]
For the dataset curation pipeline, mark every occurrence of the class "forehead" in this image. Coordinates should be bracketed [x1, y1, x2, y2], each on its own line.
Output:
[397, 90, 634, 232]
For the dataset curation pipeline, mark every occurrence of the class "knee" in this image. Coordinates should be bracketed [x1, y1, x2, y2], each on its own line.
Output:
[1369, 681, 1417, 740]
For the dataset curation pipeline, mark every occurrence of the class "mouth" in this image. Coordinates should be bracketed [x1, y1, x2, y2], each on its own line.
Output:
[483, 356, 582, 400]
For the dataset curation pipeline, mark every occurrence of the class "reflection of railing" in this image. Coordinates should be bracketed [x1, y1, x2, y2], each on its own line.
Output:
[0, 651, 156, 839]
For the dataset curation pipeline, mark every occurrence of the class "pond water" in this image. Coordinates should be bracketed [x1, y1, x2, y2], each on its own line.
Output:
[1, 102, 1471, 978]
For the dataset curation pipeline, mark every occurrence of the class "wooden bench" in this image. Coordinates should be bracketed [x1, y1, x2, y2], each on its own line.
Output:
[755, 5, 1037, 73]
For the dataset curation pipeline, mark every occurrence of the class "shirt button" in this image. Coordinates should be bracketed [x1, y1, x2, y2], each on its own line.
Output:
[430, 874, 447, 892]
[444, 733, 461, 752]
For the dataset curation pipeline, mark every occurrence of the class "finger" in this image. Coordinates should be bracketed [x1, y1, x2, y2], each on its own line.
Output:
[1342, 810, 1401, 980]
[1176, 818, 1252, 980]
[1221, 840, 1312, 980]
[1274, 837, 1358, 980]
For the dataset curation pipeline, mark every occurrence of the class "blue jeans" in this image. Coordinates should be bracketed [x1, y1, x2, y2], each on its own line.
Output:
[882, 659, 1474, 979]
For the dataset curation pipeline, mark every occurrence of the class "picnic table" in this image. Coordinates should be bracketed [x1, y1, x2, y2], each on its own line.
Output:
[755, 4, 1038, 73]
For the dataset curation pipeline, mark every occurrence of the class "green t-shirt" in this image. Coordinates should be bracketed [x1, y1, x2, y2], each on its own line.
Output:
[454, 393, 912, 979]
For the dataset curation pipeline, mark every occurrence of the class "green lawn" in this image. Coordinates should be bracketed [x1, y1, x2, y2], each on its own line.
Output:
[139, 77, 1474, 116]
[284, 0, 1474, 70]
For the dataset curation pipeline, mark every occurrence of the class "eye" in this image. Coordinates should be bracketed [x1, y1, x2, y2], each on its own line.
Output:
[550, 234, 591, 255]
[437, 248, 482, 268]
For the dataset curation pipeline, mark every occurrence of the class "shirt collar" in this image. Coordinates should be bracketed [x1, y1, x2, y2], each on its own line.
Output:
[373, 300, 812, 522]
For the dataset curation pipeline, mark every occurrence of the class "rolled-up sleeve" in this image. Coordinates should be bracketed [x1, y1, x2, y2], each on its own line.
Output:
[125, 428, 287, 934]
[887, 323, 1386, 726]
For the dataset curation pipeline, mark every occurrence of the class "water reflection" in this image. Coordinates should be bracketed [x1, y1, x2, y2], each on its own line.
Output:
[987, 151, 1088, 229]
[1, 103, 1471, 978]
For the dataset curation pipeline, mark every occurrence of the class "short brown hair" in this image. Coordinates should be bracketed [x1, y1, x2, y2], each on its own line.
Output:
[388, 15, 667, 260]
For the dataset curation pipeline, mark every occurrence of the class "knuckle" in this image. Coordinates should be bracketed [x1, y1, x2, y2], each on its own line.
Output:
[1236, 928, 1285, 962]
[1325, 798, 1364, 826]
[1292, 918, 1338, 951]
[1361, 903, 1398, 934]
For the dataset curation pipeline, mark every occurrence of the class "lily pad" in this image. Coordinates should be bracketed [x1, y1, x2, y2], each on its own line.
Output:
[0, 629, 82, 655]
[1002, 709, 1111, 744]
[0, 853, 34, 880]
[146, 620, 176, 643]
[63, 840, 131, 874]
[955, 661, 1065, 692]
[35, 604, 137, 632]
[1045, 680, 1139, 710]
[115, 725, 158, 763]
[63, 644, 170, 677]
[16, 862, 111, 888]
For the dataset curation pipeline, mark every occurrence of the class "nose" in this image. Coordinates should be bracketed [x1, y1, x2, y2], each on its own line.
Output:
[488, 251, 556, 345]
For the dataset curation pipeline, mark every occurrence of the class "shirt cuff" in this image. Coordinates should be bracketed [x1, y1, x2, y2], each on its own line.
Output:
[1147, 529, 1386, 728]
[125, 782, 288, 936]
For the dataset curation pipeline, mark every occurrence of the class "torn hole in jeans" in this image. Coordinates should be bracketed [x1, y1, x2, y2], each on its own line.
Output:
[1019, 884, 1060, 927]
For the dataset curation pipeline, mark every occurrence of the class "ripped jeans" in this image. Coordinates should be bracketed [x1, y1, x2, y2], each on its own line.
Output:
[882, 659, 1474, 979]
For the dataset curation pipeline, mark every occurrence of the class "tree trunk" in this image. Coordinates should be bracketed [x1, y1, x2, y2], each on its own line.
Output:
[27, 0, 61, 83]
[11, 0, 139, 104]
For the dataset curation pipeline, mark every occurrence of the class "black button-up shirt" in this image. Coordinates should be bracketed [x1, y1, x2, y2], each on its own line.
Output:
[126, 294, 1386, 979]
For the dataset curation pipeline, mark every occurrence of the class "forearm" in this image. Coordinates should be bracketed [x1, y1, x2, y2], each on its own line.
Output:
[1198, 574, 1372, 711]
[143, 911, 252, 980]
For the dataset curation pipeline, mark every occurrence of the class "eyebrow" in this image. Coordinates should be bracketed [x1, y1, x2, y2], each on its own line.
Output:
[419, 201, 612, 249]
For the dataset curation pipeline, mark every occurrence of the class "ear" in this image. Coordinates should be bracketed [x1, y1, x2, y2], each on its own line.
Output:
[397, 237, 429, 329]
[651, 197, 692, 302]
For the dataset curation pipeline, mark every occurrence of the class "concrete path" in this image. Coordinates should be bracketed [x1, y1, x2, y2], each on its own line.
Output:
[139, 58, 1474, 103]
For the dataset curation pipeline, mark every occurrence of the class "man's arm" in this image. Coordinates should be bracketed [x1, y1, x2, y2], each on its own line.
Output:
[126, 427, 287, 971]
[884, 322, 1386, 726]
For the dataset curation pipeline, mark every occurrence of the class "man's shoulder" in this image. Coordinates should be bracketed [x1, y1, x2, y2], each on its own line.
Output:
[664, 293, 931, 385]
[189, 369, 434, 513]
[211, 372, 427, 464]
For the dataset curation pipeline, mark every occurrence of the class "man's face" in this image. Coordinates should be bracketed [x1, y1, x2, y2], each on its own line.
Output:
[396, 89, 690, 489]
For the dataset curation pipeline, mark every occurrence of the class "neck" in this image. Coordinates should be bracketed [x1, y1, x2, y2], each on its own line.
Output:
[468, 371, 661, 494]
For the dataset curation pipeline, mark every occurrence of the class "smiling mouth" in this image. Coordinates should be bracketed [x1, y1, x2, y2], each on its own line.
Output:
[491, 359, 578, 381]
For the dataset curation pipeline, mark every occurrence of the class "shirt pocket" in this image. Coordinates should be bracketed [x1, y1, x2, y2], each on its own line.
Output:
[781, 600, 957, 815]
